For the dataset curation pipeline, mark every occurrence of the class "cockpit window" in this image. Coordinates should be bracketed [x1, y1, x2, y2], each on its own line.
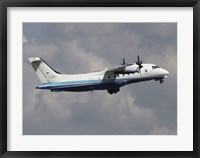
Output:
[152, 65, 160, 69]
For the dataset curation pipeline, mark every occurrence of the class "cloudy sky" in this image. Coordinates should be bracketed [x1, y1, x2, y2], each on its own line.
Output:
[23, 23, 177, 135]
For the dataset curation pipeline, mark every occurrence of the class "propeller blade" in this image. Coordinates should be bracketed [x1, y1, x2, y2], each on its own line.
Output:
[123, 58, 125, 65]
[137, 55, 142, 64]
[135, 55, 143, 71]
[121, 58, 126, 65]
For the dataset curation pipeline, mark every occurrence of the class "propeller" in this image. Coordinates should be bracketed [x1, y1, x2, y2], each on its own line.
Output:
[135, 55, 143, 73]
[135, 55, 143, 68]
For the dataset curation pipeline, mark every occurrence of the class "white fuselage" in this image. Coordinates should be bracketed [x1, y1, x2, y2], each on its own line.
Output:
[37, 63, 169, 94]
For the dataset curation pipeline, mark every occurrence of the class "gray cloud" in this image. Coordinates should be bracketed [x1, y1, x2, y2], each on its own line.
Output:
[23, 23, 177, 135]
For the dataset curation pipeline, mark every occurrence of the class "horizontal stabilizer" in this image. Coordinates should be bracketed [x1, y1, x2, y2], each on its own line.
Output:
[28, 57, 42, 63]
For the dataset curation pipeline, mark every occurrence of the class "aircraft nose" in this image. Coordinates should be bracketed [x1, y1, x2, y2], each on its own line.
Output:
[163, 69, 169, 75]
[166, 70, 169, 75]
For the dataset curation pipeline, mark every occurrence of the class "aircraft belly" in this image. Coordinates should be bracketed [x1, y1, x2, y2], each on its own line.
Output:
[50, 81, 120, 92]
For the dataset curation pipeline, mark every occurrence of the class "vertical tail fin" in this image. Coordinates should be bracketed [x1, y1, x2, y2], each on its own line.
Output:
[28, 57, 61, 83]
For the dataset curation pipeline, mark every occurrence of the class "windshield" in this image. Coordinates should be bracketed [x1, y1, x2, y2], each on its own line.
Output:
[152, 65, 160, 69]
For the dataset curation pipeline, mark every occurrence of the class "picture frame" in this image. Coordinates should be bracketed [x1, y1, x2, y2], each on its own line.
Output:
[0, 0, 199, 157]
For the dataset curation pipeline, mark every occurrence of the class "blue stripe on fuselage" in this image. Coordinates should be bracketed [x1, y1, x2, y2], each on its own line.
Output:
[37, 79, 125, 90]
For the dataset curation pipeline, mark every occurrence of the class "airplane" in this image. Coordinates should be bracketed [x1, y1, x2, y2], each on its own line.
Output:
[28, 56, 169, 94]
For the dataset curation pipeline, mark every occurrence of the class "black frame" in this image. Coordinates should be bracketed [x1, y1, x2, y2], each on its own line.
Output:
[0, 0, 199, 158]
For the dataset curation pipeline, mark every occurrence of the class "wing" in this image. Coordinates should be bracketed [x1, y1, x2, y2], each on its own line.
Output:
[106, 65, 126, 73]
[105, 65, 138, 75]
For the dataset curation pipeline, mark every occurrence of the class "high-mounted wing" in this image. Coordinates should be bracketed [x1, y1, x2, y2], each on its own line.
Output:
[105, 65, 138, 75]
[105, 56, 143, 75]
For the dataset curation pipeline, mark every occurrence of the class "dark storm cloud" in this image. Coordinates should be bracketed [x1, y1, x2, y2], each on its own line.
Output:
[23, 23, 177, 135]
